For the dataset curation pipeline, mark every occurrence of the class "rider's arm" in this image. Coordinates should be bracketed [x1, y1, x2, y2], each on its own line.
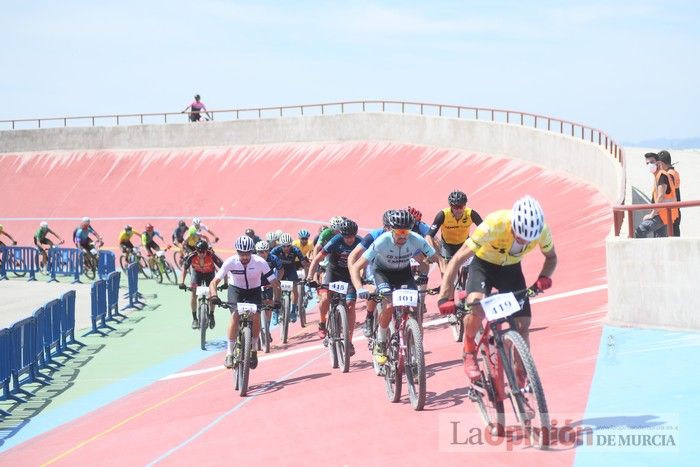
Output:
[540, 247, 557, 279]
[48, 228, 63, 242]
[347, 242, 367, 268]
[425, 211, 445, 253]
[1, 231, 16, 242]
[268, 276, 282, 302]
[307, 249, 327, 279]
[470, 209, 484, 226]
[350, 255, 369, 292]
[180, 255, 193, 285]
[155, 231, 165, 241]
[438, 242, 474, 301]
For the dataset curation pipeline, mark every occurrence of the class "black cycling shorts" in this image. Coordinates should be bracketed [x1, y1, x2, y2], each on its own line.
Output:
[227, 286, 262, 310]
[441, 241, 462, 261]
[322, 267, 356, 301]
[372, 267, 416, 295]
[191, 270, 215, 287]
[466, 255, 531, 318]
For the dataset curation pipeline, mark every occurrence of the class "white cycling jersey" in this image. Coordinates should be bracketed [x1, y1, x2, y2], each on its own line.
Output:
[215, 254, 274, 289]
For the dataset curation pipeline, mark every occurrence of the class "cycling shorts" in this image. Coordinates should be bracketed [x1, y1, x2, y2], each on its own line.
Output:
[440, 242, 462, 261]
[322, 267, 356, 302]
[372, 267, 416, 296]
[227, 286, 262, 310]
[191, 271, 215, 287]
[465, 255, 531, 318]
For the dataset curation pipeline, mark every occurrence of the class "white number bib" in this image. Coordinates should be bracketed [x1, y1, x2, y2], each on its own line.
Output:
[156, 250, 165, 257]
[196, 286, 209, 298]
[236, 303, 258, 314]
[297, 269, 306, 281]
[481, 292, 521, 321]
[280, 280, 294, 292]
[329, 281, 348, 294]
[392, 289, 418, 307]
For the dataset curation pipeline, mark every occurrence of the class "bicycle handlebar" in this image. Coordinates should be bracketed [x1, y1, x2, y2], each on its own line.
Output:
[458, 287, 541, 310]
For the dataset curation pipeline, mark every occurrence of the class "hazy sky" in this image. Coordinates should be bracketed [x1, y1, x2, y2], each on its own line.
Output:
[2, 0, 698, 142]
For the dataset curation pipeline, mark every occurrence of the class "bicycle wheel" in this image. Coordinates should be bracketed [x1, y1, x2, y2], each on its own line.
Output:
[173, 250, 183, 270]
[119, 254, 129, 272]
[154, 262, 164, 284]
[502, 329, 550, 448]
[163, 261, 177, 284]
[83, 256, 96, 280]
[11, 255, 27, 278]
[451, 314, 464, 342]
[475, 340, 506, 437]
[198, 299, 208, 350]
[335, 302, 351, 373]
[327, 307, 339, 369]
[139, 257, 152, 279]
[237, 327, 252, 397]
[260, 307, 271, 353]
[280, 293, 290, 344]
[371, 304, 382, 376]
[404, 317, 426, 410]
[384, 322, 401, 403]
[298, 284, 307, 328]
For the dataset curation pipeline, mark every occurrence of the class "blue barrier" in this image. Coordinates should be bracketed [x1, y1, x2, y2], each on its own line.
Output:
[10, 316, 47, 397]
[0, 327, 11, 413]
[98, 250, 116, 281]
[122, 262, 144, 310]
[83, 280, 115, 337]
[60, 290, 81, 348]
[33, 306, 49, 368]
[48, 247, 83, 284]
[106, 271, 126, 321]
[41, 299, 65, 365]
[0, 246, 39, 281]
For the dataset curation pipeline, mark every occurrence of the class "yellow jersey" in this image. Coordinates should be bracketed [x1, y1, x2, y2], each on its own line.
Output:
[293, 239, 313, 257]
[118, 230, 141, 243]
[465, 210, 553, 266]
[440, 207, 475, 245]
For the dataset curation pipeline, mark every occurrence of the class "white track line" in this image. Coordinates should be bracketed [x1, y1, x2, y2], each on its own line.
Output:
[160, 283, 608, 382]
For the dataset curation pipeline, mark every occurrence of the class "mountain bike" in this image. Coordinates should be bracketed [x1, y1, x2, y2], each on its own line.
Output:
[82, 240, 103, 280]
[182, 284, 214, 350]
[370, 286, 437, 411]
[296, 269, 311, 328]
[449, 258, 472, 342]
[279, 280, 294, 344]
[153, 245, 177, 284]
[459, 287, 550, 448]
[323, 281, 352, 373]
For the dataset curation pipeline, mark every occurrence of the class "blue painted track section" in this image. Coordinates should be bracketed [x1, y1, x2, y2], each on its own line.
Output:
[575, 326, 700, 466]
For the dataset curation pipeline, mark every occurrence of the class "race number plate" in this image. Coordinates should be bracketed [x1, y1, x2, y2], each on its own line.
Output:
[281, 280, 294, 292]
[196, 286, 209, 297]
[481, 292, 521, 321]
[392, 289, 418, 307]
[409, 258, 420, 267]
[329, 281, 348, 294]
[297, 269, 306, 281]
[236, 303, 258, 314]
[156, 250, 165, 257]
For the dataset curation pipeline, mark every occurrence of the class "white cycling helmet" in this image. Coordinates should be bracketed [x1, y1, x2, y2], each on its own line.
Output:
[511, 196, 545, 241]
[255, 240, 270, 252]
[330, 216, 345, 231]
[82, 216, 90, 224]
[192, 217, 201, 226]
[279, 233, 293, 246]
[234, 235, 255, 252]
[274, 229, 284, 238]
[266, 231, 278, 242]
[40, 221, 49, 228]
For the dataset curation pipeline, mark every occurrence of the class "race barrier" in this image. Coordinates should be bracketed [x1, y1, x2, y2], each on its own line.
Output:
[47, 246, 83, 283]
[9, 316, 46, 397]
[122, 262, 144, 310]
[0, 327, 11, 415]
[83, 279, 115, 337]
[36, 299, 66, 366]
[106, 271, 126, 322]
[60, 290, 79, 349]
[98, 250, 116, 281]
[0, 246, 39, 281]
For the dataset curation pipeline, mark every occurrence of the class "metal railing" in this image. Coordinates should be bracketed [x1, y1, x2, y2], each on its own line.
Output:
[613, 200, 699, 237]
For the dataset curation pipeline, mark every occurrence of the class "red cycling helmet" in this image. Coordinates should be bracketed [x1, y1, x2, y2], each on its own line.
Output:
[145, 223, 154, 232]
[408, 206, 422, 222]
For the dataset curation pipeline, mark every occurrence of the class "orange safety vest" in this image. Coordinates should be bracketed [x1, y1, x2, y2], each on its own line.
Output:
[652, 169, 678, 225]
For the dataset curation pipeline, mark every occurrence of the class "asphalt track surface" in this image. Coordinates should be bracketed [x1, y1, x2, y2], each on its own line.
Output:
[0, 142, 620, 465]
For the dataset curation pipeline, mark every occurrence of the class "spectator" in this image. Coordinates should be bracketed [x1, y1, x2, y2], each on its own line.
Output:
[658, 150, 681, 237]
[182, 94, 211, 122]
[635, 152, 678, 238]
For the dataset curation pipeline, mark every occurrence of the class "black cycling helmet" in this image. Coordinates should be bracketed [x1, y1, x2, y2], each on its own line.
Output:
[389, 210, 415, 229]
[245, 228, 255, 237]
[382, 209, 396, 228]
[178, 219, 186, 227]
[448, 190, 468, 206]
[195, 239, 209, 252]
[194, 94, 201, 100]
[339, 219, 358, 237]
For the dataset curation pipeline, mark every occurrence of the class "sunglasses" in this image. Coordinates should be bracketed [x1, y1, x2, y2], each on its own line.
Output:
[393, 228, 410, 236]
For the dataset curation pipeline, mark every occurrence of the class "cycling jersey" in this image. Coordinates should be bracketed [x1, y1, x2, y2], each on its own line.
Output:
[215, 254, 274, 290]
[412, 221, 430, 237]
[186, 224, 210, 247]
[74, 226, 96, 244]
[317, 228, 336, 246]
[35, 227, 49, 242]
[360, 227, 385, 249]
[465, 209, 553, 266]
[428, 207, 482, 245]
[362, 231, 435, 271]
[172, 225, 188, 243]
[119, 230, 140, 244]
[261, 253, 283, 285]
[141, 231, 161, 244]
[270, 245, 307, 272]
[292, 239, 313, 257]
[183, 251, 223, 274]
[323, 234, 362, 270]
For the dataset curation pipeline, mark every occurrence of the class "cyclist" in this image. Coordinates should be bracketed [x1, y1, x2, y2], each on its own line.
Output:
[347, 209, 394, 337]
[311, 216, 345, 282]
[172, 219, 188, 248]
[436, 196, 557, 382]
[0, 224, 18, 247]
[185, 217, 219, 254]
[74, 217, 103, 255]
[245, 228, 262, 244]
[179, 239, 223, 329]
[210, 236, 281, 370]
[34, 221, 64, 267]
[307, 219, 362, 355]
[255, 240, 283, 341]
[265, 231, 279, 249]
[270, 233, 310, 324]
[351, 210, 439, 365]
[141, 224, 165, 266]
[182, 94, 211, 122]
[426, 190, 483, 274]
[293, 229, 314, 260]
[118, 225, 141, 255]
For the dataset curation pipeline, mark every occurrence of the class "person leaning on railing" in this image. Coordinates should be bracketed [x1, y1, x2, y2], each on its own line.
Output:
[658, 150, 681, 237]
[634, 152, 678, 238]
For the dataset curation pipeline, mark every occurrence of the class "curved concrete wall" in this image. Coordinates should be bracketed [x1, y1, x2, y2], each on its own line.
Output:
[0, 113, 623, 205]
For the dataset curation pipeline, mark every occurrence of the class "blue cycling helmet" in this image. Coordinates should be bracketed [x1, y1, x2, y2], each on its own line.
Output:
[298, 229, 311, 239]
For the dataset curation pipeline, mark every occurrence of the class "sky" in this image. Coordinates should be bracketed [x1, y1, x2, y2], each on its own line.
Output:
[2, 0, 699, 143]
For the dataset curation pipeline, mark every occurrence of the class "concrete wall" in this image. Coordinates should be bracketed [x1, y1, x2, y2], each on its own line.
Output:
[0, 113, 624, 205]
[606, 237, 700, 330]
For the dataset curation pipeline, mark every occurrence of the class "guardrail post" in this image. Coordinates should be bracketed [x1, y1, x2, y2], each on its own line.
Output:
[0, 246, 6, 280]
[83, 280, 115, 337]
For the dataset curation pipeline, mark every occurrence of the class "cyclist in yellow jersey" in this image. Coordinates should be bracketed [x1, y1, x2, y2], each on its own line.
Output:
[437, 196, 557, 382]
[185, 217, 219, 253]
[293, 229, 313, 258]
[426, 190, 483, 274]
[118, 225, 141, 254]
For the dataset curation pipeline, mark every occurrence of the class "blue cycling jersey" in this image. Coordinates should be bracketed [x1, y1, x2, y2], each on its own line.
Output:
[74, 226, 95, 243]
[360, 227, 385, 249]
[323, 234, 362, 270]
[362, 231, 435, 271]
[270, 245, 306, 271]
[262, 253, 283, 285]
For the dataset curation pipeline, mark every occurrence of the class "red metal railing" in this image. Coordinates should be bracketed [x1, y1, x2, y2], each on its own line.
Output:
[613, 200, 700, 237]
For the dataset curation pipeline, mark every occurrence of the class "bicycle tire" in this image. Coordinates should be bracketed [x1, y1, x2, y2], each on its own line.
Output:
[139, 257, 152, 279]
[11, 254, 27, 278]
[173, 250, 183, 270]
[502, 329, 550, 448]
[198, 299, 208, 350]
[281, 293, 290, 344]
[335, 302, 350, 373]
[154, 261, 164, 284]
[83, 256, 96, 280]
[298, 284, 307, 328]
[327, 307, 339, 369]
[260, 307, 271, 353]
[119, 254, 129, 272]
[238, 327, 252, 397]
[163, 261, 177, 284]
[451, 315, 464, 342]
[475, 339, 505, 437]
[404, 317, 426, 410]
[371, 304, 382, 376]
[384, 321, 402, 403]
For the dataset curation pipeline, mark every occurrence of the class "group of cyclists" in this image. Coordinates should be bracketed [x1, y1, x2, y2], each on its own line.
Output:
[1, 189, 557, 382]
